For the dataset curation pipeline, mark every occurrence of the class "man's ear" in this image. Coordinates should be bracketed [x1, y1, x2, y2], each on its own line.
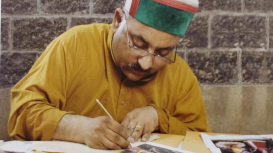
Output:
[111, 8, 123, 33]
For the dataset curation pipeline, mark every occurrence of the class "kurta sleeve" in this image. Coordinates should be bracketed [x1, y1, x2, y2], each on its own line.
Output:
[8, 38, 75, 141]
[151, 66, 210, 135]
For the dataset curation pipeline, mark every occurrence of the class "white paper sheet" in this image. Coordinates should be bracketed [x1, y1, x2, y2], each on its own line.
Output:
[0, 135, 160, 153]
[177, 141, 183, 149]
[145, 142, 193, 153]
[32, 141, 109, 153]
[130, 134, 160, 147]
[0, 141, 42, 152]
[201, 133, 273, 153]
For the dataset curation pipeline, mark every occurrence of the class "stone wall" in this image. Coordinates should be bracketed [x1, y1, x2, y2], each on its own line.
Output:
[1, 0, 273, 140]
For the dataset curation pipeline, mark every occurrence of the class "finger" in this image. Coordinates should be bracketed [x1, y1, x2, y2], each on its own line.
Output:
[107, 119, 129, 139]
[130, 123, 143, 143]
[121, 116, 134, 137]
[127, 120, 137, 137]
[121, 115, 130, 127]
[105, 128, 131, 149]
[100, 135, 122, 150]
[86, 140, 106, 150]
[141, 126, 152, 142]
[141, 132, 151, 142]
[93, 142, 107, 150]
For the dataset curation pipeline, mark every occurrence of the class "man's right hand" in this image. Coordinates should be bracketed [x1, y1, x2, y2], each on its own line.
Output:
[53, 114, 131, 150]
[83, 116, 131, 149]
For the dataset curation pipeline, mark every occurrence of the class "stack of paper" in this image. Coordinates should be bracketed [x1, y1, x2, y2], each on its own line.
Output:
[182, 131, 273, 153]
[201, 133, 273, 153]
[0, 135, 159, 153]
[0, 134, 192, 153]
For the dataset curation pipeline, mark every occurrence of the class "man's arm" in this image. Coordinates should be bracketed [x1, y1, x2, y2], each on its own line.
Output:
[153, 76, 211, 135]
[8, 38, 131, 149]
[8, 39, 73, 141]
[52, 114, 87, 144]
[53, 114, 131, 149]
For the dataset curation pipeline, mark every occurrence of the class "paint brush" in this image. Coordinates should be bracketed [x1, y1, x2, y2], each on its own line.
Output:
[96, 99, 114, 120]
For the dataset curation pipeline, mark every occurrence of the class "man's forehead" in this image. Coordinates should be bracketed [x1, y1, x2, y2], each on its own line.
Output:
[127, 21, 179, 49]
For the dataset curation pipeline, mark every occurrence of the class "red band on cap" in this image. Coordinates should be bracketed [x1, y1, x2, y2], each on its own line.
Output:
[129, 0, 140, 17]
[153, 0, 198, 13]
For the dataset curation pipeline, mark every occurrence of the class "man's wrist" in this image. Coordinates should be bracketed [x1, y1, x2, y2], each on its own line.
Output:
[53, 114, 89, 144]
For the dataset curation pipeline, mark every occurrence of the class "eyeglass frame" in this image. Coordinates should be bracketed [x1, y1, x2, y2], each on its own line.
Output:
[123, 11, 177, 64]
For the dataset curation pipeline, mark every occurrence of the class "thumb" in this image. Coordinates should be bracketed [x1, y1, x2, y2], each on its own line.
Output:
[141, 132, 151, 142]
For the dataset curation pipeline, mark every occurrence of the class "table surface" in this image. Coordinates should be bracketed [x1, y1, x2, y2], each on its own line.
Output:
[151, 133, 185, 148]
[182, 131, 211, 153]
[0, 134, 186, 153]
[182, 131, 242, 153]
[4, 132, 239, 153]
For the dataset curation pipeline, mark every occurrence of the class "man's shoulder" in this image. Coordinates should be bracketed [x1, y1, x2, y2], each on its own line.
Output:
[47, 23, 112, 64]
[57, 23, 111, 43]
[69, 23, 111, 34]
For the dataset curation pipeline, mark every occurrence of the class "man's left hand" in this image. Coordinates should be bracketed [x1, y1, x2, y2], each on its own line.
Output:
[121, 106, 159, 143]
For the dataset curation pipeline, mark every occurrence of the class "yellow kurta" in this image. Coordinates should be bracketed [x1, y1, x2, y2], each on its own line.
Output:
[8, 24, 210, 141]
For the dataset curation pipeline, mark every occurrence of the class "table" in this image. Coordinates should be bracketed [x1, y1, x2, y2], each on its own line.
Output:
[4, 132, 267, 153]
[151, 133, 185, 148]
[182, 131, 211, 153]
[0, 134, 185, 153]
[182, 131, 243, 153]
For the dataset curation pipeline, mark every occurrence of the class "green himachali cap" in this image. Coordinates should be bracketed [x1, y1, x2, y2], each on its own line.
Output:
[124, 0, 199, 36]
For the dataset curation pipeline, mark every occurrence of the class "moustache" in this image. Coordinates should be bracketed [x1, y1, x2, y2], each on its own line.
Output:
[129, 63, 152, 73]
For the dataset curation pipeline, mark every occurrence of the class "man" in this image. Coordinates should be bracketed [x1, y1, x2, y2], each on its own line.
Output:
[8, 0, 210, 150]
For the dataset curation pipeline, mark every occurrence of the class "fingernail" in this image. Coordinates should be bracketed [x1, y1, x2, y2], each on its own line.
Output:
[128, 145, 132, 149]
[128, 137, 134, 143]
[142, 138, 147, 142]
[127, 137, 131, 142]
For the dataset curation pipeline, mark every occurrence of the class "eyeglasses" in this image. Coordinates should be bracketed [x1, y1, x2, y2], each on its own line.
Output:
[124, 12, 177, 64]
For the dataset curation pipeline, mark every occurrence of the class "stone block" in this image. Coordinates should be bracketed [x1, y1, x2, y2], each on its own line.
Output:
[93, 0, 125, 14]
[242, 51, 273, 83]
[1, 18, 9, 51]
[187, 51, 238, 84]
[245, 0, 273, 12]
[0, 88, 11, 141]
[41, 0, 89, 15]
[270, 17, 273, 49]
[0, 53, 39, 87]
[199, 0, 241, 11]
[179, 16, 208, 48]
[212, 16, 266, 48]
[240, 86, 273, 134]
[201, 86, 243, 134]
[13, 18, 67, 51]
[201, 86, 273, 134]
[1, 0, 37, 15]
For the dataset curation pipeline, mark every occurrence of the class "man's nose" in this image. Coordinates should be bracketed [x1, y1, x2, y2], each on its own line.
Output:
[138, 55, 153, 70]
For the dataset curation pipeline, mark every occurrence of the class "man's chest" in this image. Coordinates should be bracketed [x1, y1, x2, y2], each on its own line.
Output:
[63, 76, 170, 122]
